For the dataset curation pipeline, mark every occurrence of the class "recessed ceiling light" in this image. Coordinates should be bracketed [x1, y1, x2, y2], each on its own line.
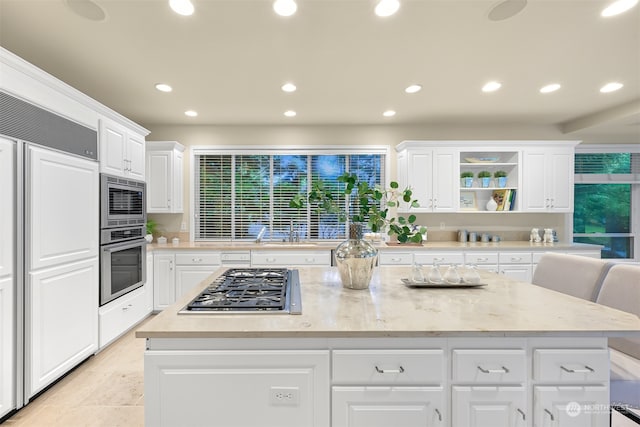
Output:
[539, 83, 561, 94]
[281, 83, 297, 93]
[273, 0, 297, 16]
[488, 0, 527, 21]
[155, 83, 173, 93]
[375, 0, 400, 17]
[383, 110, 396, 117]
[601, 0, 638, 17]
[600, 82, 624, 93]
[169, 0, 194, 16]
[185, 110, 198, 117]
[482, 81, 502, 92]
[405, 84, 422, 94]
[284, 110, 297, 117]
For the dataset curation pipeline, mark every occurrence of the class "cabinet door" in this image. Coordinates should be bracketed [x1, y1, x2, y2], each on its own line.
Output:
[126, 132, 146, 180]
[144, 350, 330, 427]
[153, 254, 175, 310]
[173, 149, 184, 212]
[146, 151, 171, 213]
[175, 265, 217, 298]
[27, 145, 99, 270]
[547, 151, 573, 212]
[500, 265, 532, 283]
[0, 137, 14, 279]
[0, 276, 15, 418]
[333, 386, 444, 427]
[99, 117, 127, 176]
[453, 386, 526, 427]
[408, 151, 433, 211]
[28, 258, 99, 398]
[522, 151, 548, 212]
[432, 149, 456, 212]
[534, 385, 609, 427]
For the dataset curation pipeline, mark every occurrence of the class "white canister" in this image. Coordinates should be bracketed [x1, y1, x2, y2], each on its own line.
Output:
[157, 236, 167, 245]
[172, 237, 180, 246]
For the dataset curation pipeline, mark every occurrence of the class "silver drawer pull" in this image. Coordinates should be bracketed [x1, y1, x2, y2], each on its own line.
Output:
[544, 408, 554, 421]
[477, 365, 510, 374]
[375, 365, 405, 374]
[511, 257, 522, 261]
[561, 365, 594, 373]
[192, 258, 202, 262]
[517, 408, 525, 420]
[435, 408, 442, 421]
[476, 257, 488, 262]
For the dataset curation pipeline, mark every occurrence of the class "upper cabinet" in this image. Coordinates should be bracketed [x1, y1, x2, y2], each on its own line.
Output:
[396, 141, 578, 214]
[99, 116, 146, 180]
[146, 141, 185, 213]
[522, 144, 576, 212]
[396, 143, 456, 212]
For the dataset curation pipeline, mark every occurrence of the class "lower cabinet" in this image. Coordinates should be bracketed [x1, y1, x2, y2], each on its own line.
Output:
[144, 350, 330, 427]
[333, 386, 445, 427]
[28, 257, 99, 398]
[98, 281, 152, 348]
[452, 386, 526, 427]
[498, 252, 533, 282]
[251, 250, 331, 267]
[144, 337, 610, 427]
[0, 276, 14, 418]
[153, 251, 220, 311]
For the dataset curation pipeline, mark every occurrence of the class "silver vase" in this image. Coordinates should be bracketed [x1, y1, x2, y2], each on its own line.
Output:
[335, 224, 378, 290]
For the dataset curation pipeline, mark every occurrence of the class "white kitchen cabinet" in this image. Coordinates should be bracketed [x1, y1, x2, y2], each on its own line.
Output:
[378, 251, 413, 265]
[146, 141, 184, 213]
[522, 146, 575, 213]
[28, 257, 99, 397]
[99, 116, 145, 180]
[0, 138, 14, 418]
[154, 251, 221, 311]
[452, 386, 527, 427]
[144, 350, 330, 427]
[0, 276, 14, 418]
[414, 251, 465, 267]
[98, 281, 152, 348]
[396, 143, 457, 212]
[333, 386, 445, 427]
[533, 386, 609, 427]
[464, 252, 499, 274]
[499, 252, 533, 282]
[251, 250, 331, 267]
[27, 145, 99, 270]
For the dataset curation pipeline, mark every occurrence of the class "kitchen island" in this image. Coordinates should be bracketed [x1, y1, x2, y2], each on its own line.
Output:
[136, 266, 640, 427]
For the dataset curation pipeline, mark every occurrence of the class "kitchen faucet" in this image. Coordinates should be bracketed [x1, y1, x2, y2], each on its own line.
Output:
[288, 219, 299, 243]
[255, 226, 267, 243]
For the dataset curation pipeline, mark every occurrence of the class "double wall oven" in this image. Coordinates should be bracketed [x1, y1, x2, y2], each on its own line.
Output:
[100, 174, 147, 305]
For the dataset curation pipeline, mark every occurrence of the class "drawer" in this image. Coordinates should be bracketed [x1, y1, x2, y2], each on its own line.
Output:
[332, 349, 444, 385]
[414, 252, 464, 266]
[452, 349, 526, 383]
[498, 252, 532, 264]
[533, 348, 609, 382]
[531, 252, 547, 263]
[251, 250, 331, 266]
[378, 252, 413, 265]
[99, 284, 151, 348]
[175, 252, 221, 265]
[464, 252, 499, 265]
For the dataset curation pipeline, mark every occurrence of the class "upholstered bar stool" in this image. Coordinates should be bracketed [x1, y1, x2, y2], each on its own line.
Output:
[531, 252, 610, 301]
[595, 263, 640, 422]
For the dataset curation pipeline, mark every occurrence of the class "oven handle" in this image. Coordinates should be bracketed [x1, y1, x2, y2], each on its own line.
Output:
[103, 239, 146, 252]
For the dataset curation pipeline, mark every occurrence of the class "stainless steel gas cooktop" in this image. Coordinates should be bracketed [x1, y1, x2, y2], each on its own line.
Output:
[179, 268, 302, 314]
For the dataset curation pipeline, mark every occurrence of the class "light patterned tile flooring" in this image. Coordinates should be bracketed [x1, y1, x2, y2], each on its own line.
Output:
[4, 314, 638, 426]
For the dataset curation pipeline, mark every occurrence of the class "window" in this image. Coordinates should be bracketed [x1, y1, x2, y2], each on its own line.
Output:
[194, 149, 386, 241]
[573, 150, 639, 260]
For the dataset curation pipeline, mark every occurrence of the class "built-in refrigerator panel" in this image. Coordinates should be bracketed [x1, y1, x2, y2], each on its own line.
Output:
[0, 137, 16, 418]
[24, 144, 99, 399]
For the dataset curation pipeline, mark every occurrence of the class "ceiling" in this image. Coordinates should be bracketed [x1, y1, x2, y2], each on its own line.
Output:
[0, 0, 639, 142]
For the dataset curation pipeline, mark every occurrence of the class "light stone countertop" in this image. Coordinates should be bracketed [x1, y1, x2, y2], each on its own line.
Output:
[136, 266, 640, 339]
[148, 240, 601, 252]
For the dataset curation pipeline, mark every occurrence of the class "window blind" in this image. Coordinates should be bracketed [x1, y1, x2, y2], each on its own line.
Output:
[575, 153, 640, 183]
[196, 154, 232, 239]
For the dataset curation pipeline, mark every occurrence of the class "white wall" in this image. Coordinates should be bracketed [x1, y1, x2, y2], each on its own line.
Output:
[144, 123, 574, 240]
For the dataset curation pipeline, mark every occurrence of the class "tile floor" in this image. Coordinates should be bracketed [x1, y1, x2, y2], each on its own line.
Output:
[4, 314, 638, 426]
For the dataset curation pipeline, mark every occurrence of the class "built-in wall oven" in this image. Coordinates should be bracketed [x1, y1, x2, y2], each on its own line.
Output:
[100, 173, 147, 306]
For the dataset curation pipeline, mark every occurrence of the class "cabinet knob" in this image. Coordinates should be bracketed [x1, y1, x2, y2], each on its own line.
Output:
[305, 258, 315, 263]
[517, 408, 525, 421]
[477, 365, 509, 374]
[544, 408, 555, 421]
[435, 408, 442, 422]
